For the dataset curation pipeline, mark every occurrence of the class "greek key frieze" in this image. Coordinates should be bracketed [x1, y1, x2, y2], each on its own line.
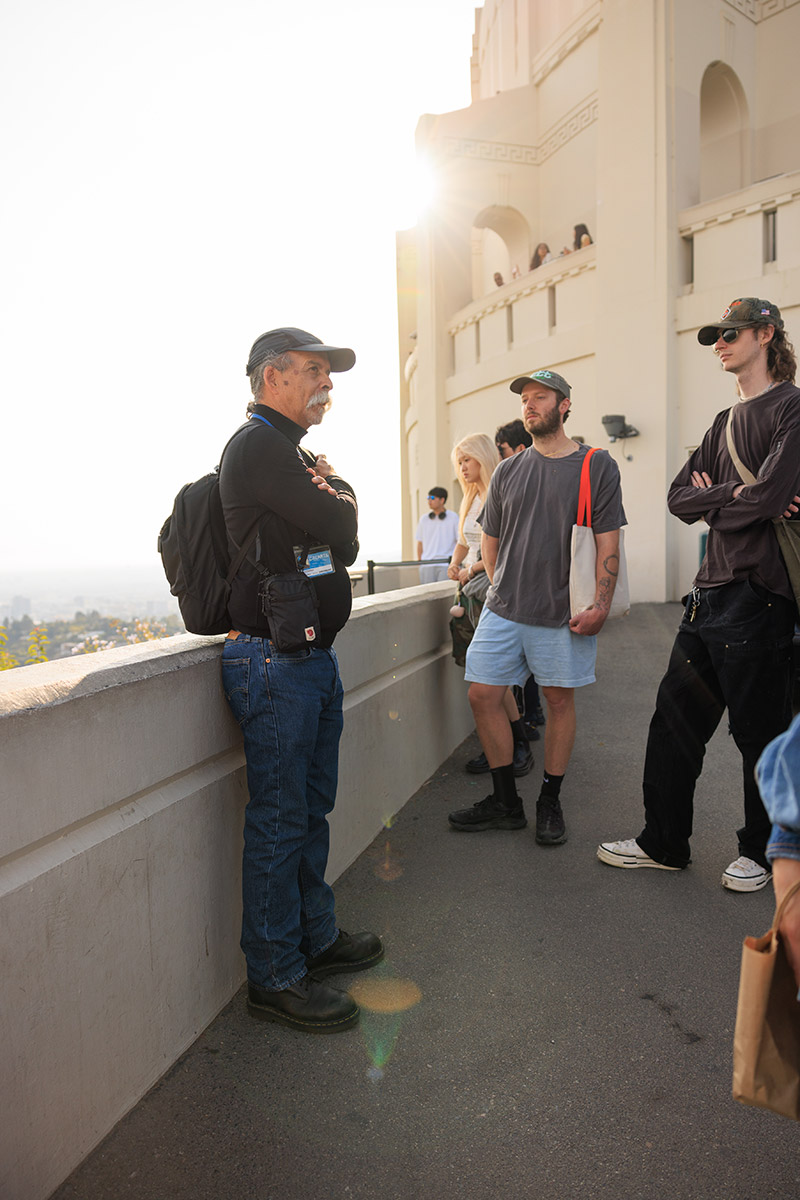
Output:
[442, 139, 539, 166]
[723, 0, 760, 19]
[441, 95, 598, 169]
[760, 0, 800, 18]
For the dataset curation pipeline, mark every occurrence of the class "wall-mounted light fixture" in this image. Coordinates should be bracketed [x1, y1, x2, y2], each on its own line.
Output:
[602, 414, 639, 443]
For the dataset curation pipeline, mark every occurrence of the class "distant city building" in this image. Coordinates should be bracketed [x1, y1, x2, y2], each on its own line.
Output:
[397, 0, 800, 601]
[11, 595, 32, 620]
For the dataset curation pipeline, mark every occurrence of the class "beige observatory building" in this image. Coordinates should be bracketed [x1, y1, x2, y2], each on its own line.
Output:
[397, 0, 800, 601]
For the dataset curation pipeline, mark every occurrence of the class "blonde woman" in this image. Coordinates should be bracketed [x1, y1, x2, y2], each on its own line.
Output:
[447, 432, 498, 589]
[447, 433, 533, 778]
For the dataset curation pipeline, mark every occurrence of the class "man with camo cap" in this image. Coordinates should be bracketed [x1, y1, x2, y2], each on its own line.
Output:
[599, 297, 800, 891]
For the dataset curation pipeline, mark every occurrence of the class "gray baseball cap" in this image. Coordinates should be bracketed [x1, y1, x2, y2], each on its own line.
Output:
[510, 368, 571, 398]
[246, 327, 355, 374]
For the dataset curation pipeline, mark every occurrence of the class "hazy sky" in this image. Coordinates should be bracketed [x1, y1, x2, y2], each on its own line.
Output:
[1, 0, 478, 571]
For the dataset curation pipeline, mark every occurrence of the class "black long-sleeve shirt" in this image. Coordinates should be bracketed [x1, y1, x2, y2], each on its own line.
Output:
[219, 404, 358, 644]
[668, 381, 800, 598]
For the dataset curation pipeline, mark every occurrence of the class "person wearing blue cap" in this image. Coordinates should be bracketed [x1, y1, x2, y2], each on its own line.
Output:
[599, 298, 800, 892]
[219, 327, 382, 1034]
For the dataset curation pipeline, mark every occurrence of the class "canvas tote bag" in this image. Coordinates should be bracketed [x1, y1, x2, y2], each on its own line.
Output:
[733, 878, 800, 1121]
[569, 447, 630, 619]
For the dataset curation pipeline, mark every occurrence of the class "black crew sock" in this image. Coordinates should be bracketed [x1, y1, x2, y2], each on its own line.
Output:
[509, 717, 528, 746]
[539, 771, 564, 801]
[490, 763, 519, 809]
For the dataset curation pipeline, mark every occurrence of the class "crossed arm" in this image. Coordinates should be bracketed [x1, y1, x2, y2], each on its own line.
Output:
[688, 469, 800, 518]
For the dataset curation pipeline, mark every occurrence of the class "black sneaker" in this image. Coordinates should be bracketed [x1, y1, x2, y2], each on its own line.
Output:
[535, 796, 567, 845]
[531, 706, 546, 726]
[523, 723, 541, 742]
[465, 750, 490, 774]
[513, 741, 534, 776]
[448, 794, 527, 832]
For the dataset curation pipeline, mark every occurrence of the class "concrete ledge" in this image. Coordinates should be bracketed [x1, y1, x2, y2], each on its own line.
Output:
[0, 584, 472, 1200]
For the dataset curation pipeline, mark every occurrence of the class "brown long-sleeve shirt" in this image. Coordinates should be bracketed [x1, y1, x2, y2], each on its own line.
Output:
[668, 381, 800, 599]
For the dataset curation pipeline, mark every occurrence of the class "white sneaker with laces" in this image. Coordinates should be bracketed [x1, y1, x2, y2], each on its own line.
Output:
[596, 838, 681, 870]
[721, 856, 771, 892]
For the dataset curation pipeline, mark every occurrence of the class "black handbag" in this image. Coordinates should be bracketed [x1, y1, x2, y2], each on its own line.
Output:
[258, 570, 321, 652]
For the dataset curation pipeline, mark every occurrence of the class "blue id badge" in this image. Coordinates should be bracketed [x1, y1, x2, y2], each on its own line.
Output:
[296, 545, 335, 577]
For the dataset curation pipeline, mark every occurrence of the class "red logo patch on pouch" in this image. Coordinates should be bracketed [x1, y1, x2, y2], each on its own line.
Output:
[305, 626, 316, 641]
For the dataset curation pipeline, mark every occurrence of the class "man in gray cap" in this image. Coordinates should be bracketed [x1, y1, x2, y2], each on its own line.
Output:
[599, 297, 800, 891]
[449, 368, 626, 845]
[219, 327, 382, 1034]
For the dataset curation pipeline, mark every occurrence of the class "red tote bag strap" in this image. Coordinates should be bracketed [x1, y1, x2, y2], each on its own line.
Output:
[576, 447, 599, 527]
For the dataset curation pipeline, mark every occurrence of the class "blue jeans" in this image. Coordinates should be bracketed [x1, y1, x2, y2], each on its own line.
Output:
[222, 636, 342, 989]
[638, 580, 794, 870]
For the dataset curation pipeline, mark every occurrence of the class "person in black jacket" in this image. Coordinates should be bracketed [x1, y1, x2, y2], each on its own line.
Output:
[219, 327, 382, 1033]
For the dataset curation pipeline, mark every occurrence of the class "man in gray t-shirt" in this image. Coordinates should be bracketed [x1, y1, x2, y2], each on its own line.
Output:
[449, 368, 626, 846]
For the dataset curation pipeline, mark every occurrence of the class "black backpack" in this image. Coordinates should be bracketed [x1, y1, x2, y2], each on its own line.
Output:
[158, 427, 259, 636]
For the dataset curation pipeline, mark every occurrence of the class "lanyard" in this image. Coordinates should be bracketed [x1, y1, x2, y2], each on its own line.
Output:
[250, 412, 310, 468]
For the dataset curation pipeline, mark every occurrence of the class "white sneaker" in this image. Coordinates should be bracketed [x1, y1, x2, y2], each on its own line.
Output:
[597, 838, 681, 870]
[721, 856, 772, 892]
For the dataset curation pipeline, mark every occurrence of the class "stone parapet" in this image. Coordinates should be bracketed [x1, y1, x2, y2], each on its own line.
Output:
[0, 583, 471, 1200]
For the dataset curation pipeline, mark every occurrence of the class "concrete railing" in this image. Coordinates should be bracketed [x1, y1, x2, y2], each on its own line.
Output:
[0, 583, 472, 1200]
[448, 244, 596, 378]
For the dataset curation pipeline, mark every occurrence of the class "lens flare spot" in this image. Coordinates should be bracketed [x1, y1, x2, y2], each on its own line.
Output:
[388, 710, 399, 720]
[367, 1065, 384, 1082]
[374, 840, 403, 881]
[350, 978, 422, 1014]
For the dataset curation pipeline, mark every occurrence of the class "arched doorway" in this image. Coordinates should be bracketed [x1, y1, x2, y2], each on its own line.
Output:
[699, 62, 750, 201]
[471, 205, 531, 297]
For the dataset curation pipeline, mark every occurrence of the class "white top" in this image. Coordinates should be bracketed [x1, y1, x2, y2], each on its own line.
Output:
[415, 508, 459, 560]
[460, 494, 484, 568]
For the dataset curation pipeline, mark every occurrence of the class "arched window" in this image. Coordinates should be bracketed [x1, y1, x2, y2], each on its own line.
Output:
[471, 205, 531, 297]
[699, 62, 750, 201]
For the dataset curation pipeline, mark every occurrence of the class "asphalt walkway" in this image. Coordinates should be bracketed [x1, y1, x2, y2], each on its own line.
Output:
[53, 604, 800, 1200]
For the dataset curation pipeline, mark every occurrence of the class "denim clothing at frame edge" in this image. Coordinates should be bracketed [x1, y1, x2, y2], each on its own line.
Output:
[637, 580, 794, 870]
[222, 636, 342, 989]
[758, 711, 800, 865]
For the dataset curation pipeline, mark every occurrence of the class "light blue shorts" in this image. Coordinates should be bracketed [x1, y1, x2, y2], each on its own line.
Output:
[465, 608, 596, 689]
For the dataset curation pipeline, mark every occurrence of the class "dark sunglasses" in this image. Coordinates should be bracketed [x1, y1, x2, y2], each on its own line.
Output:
[713, 326, 753, 344]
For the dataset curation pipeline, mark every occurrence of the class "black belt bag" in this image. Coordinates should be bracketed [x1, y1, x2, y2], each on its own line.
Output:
[258, 571, 321, 652]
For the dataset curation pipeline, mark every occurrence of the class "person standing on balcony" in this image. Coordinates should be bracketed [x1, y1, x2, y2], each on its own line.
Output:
[219, 327, 383, 1034]
[415, 486, 459, 583]
[448, 370, 625, 843]
[529, 243, 553, 270]
[599, 297, 800, 892]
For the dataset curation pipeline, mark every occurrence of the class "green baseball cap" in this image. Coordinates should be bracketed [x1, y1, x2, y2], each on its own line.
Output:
[697, 297, 783, 346]
[510, 368, 572, 398]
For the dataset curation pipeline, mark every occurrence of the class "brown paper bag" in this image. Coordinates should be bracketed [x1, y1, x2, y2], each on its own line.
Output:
[733, 879, 800, 1121]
